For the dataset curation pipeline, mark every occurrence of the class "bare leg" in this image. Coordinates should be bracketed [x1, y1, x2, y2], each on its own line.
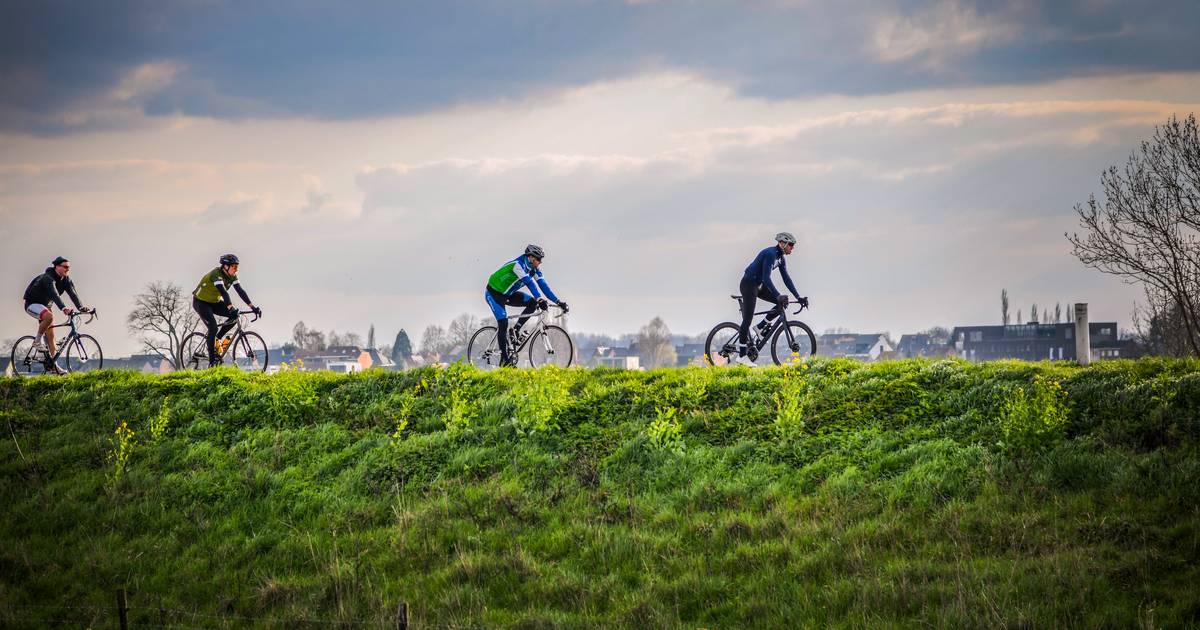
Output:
[38, 311, 55, 351]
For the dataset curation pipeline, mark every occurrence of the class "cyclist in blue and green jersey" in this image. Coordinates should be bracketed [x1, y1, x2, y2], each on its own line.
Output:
[485, 244, 568, 367]
[192, 254, 260, 367]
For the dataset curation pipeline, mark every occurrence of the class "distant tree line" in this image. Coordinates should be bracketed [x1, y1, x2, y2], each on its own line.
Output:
[1000, 290, 1070, 325]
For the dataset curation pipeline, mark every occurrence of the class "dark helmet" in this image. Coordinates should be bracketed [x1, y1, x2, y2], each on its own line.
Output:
[524, 244, 545, 260]
[219, 253, 240, 266]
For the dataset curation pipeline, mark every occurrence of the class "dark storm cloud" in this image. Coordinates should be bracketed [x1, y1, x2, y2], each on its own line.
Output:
[3, 0, 1199, 134]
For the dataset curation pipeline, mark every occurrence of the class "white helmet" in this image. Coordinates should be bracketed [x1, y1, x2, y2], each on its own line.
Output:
[775, 232, 797, 245]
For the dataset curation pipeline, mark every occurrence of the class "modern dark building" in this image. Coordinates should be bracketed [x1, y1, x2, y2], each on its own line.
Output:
[951, 322, 1138, 362]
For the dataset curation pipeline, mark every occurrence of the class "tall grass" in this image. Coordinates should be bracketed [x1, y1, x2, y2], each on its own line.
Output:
[2, 358, 1199, 627]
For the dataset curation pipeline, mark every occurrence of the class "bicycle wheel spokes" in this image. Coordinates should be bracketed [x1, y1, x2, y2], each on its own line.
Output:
[64, 334, 103, 373]
[232, 331, 269, 373]
[529, 325, 573, 368]
[466, 326, 501, 370]
[771, 321, 818, 365]
[180, 332, 209, 370]
[9, 336, 48, 376]
[703, 322, 741, 367]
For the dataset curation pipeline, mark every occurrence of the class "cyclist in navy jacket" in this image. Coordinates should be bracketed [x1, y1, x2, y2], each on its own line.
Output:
[737, 233, 808, 365]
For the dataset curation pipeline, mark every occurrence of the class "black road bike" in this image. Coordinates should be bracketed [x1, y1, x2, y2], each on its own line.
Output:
[9, 309, 102, 376]
[704, 296, 816, 366]
[466, 304, 574, 369]
[180, 310, 269, 372]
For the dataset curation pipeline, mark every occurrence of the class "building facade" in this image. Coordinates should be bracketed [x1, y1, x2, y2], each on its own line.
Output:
[951, 322, 1137, 361]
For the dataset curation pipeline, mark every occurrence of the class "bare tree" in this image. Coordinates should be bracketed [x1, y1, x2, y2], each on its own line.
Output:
[292, 321, 310, 348]
[447, 313, 480, 350]
[1133, 293, 1193, 356]
[292, 321, 326, 351]
[1067, 113, 1200, 356]
[367, 324, 376, 349]
[1001, 289, 1010, 325]
[326, 330, 362, 348]
[127, 282, 199, 370]
[420, 325, 449, 356]
[636, 316, 677, 369]
[921, 326, 951, 344]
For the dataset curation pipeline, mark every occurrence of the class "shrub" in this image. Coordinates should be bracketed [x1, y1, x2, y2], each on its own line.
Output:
[997, 375, 1069, 454]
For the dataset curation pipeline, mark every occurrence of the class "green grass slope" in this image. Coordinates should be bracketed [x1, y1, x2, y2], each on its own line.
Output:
[2, 359, 1199, 628]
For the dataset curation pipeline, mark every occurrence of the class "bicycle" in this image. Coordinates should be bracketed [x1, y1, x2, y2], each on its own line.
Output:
[704, 296, 816, 366]
[179, 310, 269, 372]
[9, 309, 102, 376]
[466, 304, 574, 368]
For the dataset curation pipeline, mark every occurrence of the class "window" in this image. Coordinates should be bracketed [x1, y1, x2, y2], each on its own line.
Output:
[1101, 327, 1113, 336]
[969, 331, 982, 342]
[1066, 328, 1073, 339]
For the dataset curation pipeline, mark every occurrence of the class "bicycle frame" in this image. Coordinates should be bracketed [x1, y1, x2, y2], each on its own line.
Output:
[735, 298, 807, 352]
[194, 310, 260, 359]
[512, 306, 565, 354]
[46, 311, 97, 361]
[472, 304, 568, 366]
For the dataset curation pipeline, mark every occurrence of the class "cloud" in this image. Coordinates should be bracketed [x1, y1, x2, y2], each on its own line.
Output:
[0, 70, 1185, 354]
[3, 1, 1200, 134]
[198, 192, 267, 224]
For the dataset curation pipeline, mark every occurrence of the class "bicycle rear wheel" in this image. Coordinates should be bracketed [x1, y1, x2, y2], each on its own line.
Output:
[232, 331, 268, 372]
[704, 322, 741, 366]
[466, 326, 503, 369]
[529, 325, 573, 368]
[180, 332, 209, 370]
[64, 334, 103, 373]
[9, 336, 48, 376]
[770, 321, 817, 365]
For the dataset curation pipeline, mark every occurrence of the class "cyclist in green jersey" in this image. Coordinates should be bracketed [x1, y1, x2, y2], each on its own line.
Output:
[486, 244, 568, 367]
[192, 254, 261, 367]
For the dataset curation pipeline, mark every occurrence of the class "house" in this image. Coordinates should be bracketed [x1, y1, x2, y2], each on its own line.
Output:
[364, 348, 394, 369]
[817, 333, 893, 361]
[950, 321, 1138, 362]
[103, 354, 172, 374]
[292, 345, 373, 371]
[674, 343, 708, 367]
[591, 346, 640, 370]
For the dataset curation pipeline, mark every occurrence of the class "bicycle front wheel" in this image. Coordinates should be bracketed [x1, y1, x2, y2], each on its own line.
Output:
[466, 326, 502, 369]
[770, 321, 817, 365]
[232, 331, 269, 372]
[64, 334, 103, 373]
[9, 336, 48, 376]
[703, 322, 741, 367]
[529, 325, 573, 368]
[180, 332, 209, 370]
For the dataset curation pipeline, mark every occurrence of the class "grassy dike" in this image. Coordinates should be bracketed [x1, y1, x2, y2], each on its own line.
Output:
[1, 359, 1199, 628]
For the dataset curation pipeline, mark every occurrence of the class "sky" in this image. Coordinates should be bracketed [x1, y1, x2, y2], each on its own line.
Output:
[2, 0, 1199, 355]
